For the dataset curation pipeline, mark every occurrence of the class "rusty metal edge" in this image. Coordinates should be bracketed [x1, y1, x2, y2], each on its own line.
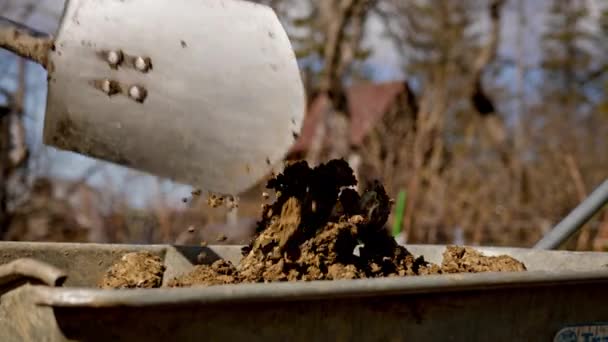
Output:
[29, 269, 608, 308]
[2, 241, 607, 257]
[0, 241, 171, 253]
[1, 241, 606, 308]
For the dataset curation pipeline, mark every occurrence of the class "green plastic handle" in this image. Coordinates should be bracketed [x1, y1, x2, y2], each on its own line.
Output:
[392, 190, 407, 237]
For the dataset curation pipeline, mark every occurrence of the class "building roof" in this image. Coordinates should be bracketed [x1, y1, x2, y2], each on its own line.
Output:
[289, 81, 407, 154]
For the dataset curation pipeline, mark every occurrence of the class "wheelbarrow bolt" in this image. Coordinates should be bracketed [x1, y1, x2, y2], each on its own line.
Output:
[128, 85, 147, 103]
[106, 50, 123, 67]
[100, 79, 121, 96]
[101, 79, 111, 93]
[134, 56, 151, 72]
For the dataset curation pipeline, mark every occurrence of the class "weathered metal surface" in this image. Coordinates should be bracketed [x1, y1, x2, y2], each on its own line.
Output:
[0, 242, 607, 341]
[0, 258, 67, 288]
[43, 0, 305, 195]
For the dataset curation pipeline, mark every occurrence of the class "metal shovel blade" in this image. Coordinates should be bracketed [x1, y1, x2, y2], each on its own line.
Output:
[43, 0, 305, 195]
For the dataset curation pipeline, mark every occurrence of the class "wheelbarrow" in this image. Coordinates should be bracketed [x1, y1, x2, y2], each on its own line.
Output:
[0, 180, 606, 342]
[1, 0, 607, 338]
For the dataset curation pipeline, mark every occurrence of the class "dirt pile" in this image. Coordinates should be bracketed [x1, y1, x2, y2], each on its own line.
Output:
[99, 159, 526, 289]
[100, 251, 165, 289]
[164, 159, 526, 288]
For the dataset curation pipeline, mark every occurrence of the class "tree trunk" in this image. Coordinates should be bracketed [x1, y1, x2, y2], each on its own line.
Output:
[0, 106, 10, 236]
[315, 0, 369, 167]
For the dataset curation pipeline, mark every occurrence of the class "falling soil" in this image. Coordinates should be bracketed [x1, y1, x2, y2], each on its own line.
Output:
[99, 159, 525, 288]
[99, 252, 165, 289]
[164, 159, 526, 288]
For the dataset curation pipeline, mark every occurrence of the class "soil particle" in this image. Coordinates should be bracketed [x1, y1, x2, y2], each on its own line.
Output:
[167, 159, 527, 287]
[207, 193, 224, 208]
[99, 252, 165, 289]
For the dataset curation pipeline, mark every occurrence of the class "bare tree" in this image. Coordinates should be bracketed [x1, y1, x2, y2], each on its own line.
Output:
[0, 1, 37, 235]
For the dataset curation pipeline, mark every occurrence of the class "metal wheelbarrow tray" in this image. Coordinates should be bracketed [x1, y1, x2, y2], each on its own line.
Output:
[0, 241, 607, 341]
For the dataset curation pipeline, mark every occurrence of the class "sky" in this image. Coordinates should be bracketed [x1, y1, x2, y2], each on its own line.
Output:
[0, 0, 603, 208]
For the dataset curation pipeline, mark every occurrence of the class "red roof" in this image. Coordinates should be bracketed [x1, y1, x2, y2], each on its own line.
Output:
[289, 81, 406, 154]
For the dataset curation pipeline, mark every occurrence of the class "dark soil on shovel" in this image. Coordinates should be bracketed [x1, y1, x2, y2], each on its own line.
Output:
[99, 159, 526, 289]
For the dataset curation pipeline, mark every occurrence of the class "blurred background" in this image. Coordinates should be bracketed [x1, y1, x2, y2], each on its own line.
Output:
[0, 0, 606, 250]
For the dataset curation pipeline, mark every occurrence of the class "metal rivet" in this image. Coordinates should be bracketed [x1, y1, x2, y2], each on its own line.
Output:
[134, 56, 151, 72]
[100, 79, 120, 95]
[107, 50, 123, 67]
[128, 85, 147, 103]
[101, 79, 112, 94]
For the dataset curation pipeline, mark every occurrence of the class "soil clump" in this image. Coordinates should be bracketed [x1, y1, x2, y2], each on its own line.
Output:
[100, 251, 165, 289]
[166, 159, 526, 287]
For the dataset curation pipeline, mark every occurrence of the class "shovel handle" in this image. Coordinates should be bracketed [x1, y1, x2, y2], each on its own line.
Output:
[0, 16, 54, 69]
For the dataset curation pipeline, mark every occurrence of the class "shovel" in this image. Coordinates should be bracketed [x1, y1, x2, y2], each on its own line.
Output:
[0, 0, 305, 196]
